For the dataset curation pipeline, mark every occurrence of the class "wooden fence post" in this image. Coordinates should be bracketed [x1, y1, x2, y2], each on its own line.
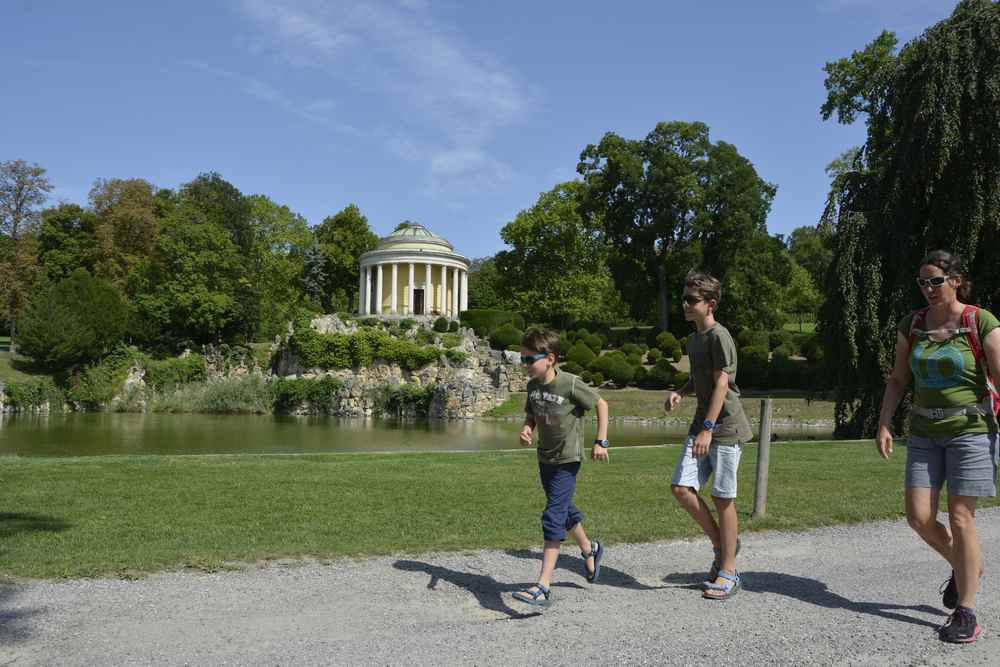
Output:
[751, 398, 773, 519]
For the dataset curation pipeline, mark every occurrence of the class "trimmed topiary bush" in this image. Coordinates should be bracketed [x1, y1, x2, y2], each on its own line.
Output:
[490, 324, 523, 351]
[561, 361, 584, 376]
[566, 341, 596, 367]
[591, 372, 604, 386]
[433, 317, 450, 333]
[647, 348, 662, 364]
[672, 347, 683, 363]
[656, 331, 678, 354]
[459, 309, 524, 336]
[739, 345, 770, 388]
[448, 320, 459, 332]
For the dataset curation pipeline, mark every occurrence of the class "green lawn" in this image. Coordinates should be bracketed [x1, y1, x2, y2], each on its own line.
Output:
[0, 336, 51, 384]
[783, 320, 817, 334]
[1, 440, 971, 580]
[487, 388, 834, 423]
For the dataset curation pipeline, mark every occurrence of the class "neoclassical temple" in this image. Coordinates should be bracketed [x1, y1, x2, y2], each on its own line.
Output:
[358, 223, 471, 317]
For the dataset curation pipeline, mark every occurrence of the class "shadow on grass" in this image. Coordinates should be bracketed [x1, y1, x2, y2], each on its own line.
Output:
[0, 513, 71, 539]
[393, 559, 581, 620]
[505, 548, 666, 591]
[669, 570, 941, 629]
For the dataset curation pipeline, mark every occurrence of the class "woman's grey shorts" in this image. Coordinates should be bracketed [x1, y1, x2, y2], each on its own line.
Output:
[905, 432, 998, 497]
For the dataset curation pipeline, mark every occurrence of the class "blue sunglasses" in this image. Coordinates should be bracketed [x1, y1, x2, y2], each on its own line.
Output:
[521, 353, 548, 365]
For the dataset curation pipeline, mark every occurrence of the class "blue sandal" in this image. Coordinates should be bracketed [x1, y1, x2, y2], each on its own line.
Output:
[513, 584, 552, 607]
[704, 537, 741, 589]
[702, 570, 740, 600]
[583, 539, 604, 583]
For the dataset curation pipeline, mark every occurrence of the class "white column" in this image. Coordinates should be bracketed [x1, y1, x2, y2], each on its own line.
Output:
[375, 264, 383, 315]
[391, 263, 398, 314]
[358, 267, 365, 314]
[408, 263, 415, 315]
[452, 266, 459, 316]
[441, 266, 449, 316]
[460, 269, 468, 312]
[425, 263, 432, 316]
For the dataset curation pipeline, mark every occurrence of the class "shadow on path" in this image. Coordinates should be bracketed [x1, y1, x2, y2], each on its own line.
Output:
[393, 560, 589, 620]
[505, 548, 666, 591]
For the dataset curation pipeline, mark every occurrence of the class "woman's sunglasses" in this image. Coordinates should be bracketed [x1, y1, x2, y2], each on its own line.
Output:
[521, 353, 548, 365]
[915, 276, 948, 289]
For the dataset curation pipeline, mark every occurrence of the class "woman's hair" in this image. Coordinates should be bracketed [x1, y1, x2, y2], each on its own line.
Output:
[684, 271, 722, 304]
[520, 328, 560, 355]
[920, 249, 973, 302]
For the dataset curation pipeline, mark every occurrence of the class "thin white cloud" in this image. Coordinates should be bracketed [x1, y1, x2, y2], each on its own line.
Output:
[236, 0, 533, 196]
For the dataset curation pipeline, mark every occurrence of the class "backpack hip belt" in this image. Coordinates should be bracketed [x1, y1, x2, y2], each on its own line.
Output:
[911, 398, 992, 420]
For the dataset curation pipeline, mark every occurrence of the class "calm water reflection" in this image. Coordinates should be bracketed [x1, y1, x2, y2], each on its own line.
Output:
[0, 413, 832, 458]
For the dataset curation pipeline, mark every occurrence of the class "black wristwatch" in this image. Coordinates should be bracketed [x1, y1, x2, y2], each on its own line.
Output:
[593, 438, 609, 448]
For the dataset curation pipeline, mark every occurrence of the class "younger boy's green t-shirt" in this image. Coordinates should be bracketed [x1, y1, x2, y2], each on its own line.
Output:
[897, 308, 999, 438]
[686, 323, 753, 444]
[525, 370, 601, 464]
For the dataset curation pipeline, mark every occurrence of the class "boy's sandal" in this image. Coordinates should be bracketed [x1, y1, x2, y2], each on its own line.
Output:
[704, 537, 742, 589]
[582, 539, 604, 583]
[702, 570, 740, 600]
[513, 584, 552, 607]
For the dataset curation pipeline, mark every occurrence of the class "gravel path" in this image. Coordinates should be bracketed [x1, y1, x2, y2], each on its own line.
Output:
[3, 510, 1000, 666]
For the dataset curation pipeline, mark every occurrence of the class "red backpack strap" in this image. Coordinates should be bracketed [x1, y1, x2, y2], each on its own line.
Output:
[962, 305, 983, 361]
[908, 307, 929, 351]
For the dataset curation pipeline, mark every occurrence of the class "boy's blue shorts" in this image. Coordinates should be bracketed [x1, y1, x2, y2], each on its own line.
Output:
[539, 462, 583, 541]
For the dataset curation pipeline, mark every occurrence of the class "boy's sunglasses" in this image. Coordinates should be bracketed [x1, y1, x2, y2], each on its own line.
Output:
[681, 295, 703, 306]
[521, 353, 548, 365]
[915, 276, 948, 289]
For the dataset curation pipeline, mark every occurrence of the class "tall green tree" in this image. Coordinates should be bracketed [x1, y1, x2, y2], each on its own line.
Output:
[88, 178, 159, 287]
[0, 159, 53, 354]
[37, 203, 100, 282]
[18, 268, 127, 368]
[577, 121, 775, 329]
[314, 204, 378, 312]
[820, 0, 1000, 437]
[467, 256, 508, 310]
[495, 181, 626, 327]
[247, 194, 312, 337]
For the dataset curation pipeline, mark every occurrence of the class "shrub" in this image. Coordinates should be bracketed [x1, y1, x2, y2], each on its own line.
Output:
[290, 328, 439, 370]
[144, 354, 207, 390]
[632, 365, 648, 386]
[656, 332, 678, 354]
[459, 309, 524, 336]
[273, 376, 342, 413]
[581, 370, 593, 384]
[645, 358, 674, 388]
[448, 320, 459, 332]
[399, 318, 417, 331]
[672, 347, 683, 363]
[801, 334, 825, 362]
[739, 345, 771, 388]
[736, 329, 769, 350]
[17, 269, 128, 368]
[672, 371, 689, 387]
[561, 361, 584, 376]
[626, 352, 644, 367]
[566, 341, 597, 368]
[359, 317, 380, 327]
[441, 333, 461, 349]
[605, 357, 634, 387]
[4, 378, 65, 411]
[433, 317, 450, 333]
[490, 324, 523, 351]
[415, 329, 436, 345]
[772, 345, 794, 360]
[583, 332, 604, 354]
[591, 372, 604, 386]
[647, 348, 662, 364]
[622, 343, 641, 356]
[445, 349, 468, 365]
[372, 383, 436, 418]
[64, 346, 145, 407]
[768, 329, 796, 352]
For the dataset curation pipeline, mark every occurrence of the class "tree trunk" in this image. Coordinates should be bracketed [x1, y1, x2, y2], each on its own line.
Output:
[657, 264, 668, 331]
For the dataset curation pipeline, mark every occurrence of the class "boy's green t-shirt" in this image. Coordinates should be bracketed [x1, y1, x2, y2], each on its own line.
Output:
[686, 323, 753, 444]
[525, 370, 601, 464]
[897, 308, 999, 438]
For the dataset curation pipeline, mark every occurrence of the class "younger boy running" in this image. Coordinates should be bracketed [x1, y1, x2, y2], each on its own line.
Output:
[513, 328, 610, 607]
[665, 272, 752, 600]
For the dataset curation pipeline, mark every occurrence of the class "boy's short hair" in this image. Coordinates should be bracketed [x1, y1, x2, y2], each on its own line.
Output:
[685, 271, 722, 304]
[521, 328, 560, 356]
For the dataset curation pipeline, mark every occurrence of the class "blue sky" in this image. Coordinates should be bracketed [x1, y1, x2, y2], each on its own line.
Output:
[1, 0, 953, 259]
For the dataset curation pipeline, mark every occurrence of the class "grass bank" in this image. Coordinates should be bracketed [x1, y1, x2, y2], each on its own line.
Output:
[486, 388, 835, 423]
[2, 440, 975, 580]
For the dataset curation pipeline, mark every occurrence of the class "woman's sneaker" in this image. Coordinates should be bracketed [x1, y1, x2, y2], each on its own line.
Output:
[940, 571, 958, 609]
[939, 607, 981, 644]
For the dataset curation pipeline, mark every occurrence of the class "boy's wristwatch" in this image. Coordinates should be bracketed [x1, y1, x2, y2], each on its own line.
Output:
[593, 438, 609, 448]
[702, 419, 716, 432]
